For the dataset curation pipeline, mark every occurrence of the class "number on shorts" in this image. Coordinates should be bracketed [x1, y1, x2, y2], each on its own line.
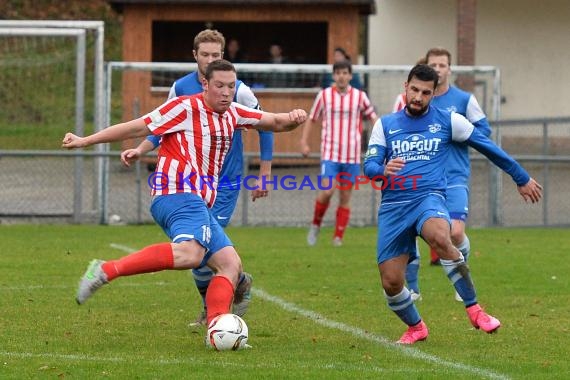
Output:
[201, 225, 211, 243]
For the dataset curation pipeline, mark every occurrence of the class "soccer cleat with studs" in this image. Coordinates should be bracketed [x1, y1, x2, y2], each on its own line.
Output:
[466, 304, 501, 333]
[410, 290, 422, 302]
[76, 259, 108, 305]
[307, 224, 320, 246]
[233, 272, 253, 317]
[397, 320, 429, 344]
[332, 237, 343, 247]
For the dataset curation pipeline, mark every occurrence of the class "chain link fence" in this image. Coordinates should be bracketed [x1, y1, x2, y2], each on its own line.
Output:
[1, 53, 569, 226]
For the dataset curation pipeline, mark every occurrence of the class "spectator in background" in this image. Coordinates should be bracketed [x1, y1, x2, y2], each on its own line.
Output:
[226, 38, 247, 63]
[263, 42, 291, 88]
[321, 47, 362, 89]
[268, 42, 289, 64]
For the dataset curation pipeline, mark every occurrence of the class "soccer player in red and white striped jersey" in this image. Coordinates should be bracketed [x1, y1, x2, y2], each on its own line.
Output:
[145, 92, 265, 206]
[63, 60, 307, 332]
[300, 60, 378, 247]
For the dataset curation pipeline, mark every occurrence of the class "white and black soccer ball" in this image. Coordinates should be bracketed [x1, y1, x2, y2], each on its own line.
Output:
[206, 313, 249, 351]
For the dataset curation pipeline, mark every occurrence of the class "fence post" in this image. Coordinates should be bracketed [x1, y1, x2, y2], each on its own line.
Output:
[542, 122, 549, 225]
[241, 154, 250, 226]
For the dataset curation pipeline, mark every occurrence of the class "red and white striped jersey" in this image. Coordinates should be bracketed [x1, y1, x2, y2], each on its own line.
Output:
[309, 86, 377, 163]
[143, 93, 263, 207]
[392, 92, 406, 113]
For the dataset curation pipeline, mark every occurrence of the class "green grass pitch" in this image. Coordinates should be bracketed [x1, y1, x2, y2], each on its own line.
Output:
[1, 225, 569, 379]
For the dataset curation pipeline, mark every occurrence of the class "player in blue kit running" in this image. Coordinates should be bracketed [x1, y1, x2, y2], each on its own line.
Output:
[404, 47, 492, 302]
[363, 64, 542, 344]
[121, 29, 273, 326]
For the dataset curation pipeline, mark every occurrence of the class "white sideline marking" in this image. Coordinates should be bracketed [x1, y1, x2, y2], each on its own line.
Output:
[110, 243, 137, 253]
[253, 288, 509, 380]
[109, 243, 509, 379]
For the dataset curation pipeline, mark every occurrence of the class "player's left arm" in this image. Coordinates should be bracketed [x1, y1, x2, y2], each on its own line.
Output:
[452, 113, 542, 203]
[466, 95, 491, 137]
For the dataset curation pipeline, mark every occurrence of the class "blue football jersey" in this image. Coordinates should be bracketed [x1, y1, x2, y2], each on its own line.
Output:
[431, 86, 491, 186]
[364, 106, 529, 205]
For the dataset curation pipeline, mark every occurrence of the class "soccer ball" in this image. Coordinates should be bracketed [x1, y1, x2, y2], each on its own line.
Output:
[206, 313, 249, 351]
[108, 214, 123, 225]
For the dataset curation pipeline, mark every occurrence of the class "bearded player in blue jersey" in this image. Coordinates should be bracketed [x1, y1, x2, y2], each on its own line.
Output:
[364, 64, 542, 344]
[121, 30, 274, 326]
[405, 47, 492, 302]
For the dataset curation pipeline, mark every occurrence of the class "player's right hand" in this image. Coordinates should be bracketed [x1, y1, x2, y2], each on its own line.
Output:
[62, 133, 86, 149]
[121, 148, 142, 167]
[384, 157, 405, 176]
[518, 177, 543, 204]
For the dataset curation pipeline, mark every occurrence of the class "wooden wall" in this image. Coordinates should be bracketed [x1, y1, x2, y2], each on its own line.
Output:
[118, 3, 361, 156]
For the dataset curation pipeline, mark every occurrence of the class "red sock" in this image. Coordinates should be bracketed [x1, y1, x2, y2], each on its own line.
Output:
[206, 275, 235, 325]
[312, 200, 329, 226]
[334, 206, 350, 239]
[430, 247, 440, 262]
[102, 243, 174, 281]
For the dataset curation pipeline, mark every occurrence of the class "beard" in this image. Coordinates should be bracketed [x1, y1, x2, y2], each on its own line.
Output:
[405, 103, 429, 116]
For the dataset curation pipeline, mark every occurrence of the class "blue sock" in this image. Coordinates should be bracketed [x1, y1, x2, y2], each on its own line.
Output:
[405, 257, 420, 294]
[440, 251, 477, 306]
[192, 266, 214, 307]
[385, 288, 422, 326]
[405, 239, 421, 293]
[457, 235, 470, 262]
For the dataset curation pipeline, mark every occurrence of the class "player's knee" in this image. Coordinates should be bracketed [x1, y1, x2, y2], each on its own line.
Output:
[318, 189, 334, 202]
[450, 230, 464, 246]
[381, 275, 404, 295]
[429, 230, 451, 253]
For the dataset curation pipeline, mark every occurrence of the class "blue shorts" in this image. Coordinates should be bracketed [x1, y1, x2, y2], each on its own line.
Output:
[446, 185, 469, 221]
[321, 160, 361, 185]
[211, 185, 240, 228]
[376, 192, 450, 264]
[150, 193, 233, 267]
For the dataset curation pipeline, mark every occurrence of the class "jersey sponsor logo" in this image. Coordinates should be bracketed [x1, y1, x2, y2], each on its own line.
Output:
[390, 134, 442, 157]
[388, 128, 402, 135]
[447, 106, 457, 113]
[428, 123, 442, 133]
[217, 215, 229, 220]
[437, 211, 447, 216]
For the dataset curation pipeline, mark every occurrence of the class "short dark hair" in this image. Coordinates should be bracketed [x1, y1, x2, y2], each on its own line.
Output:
[333, 59, 352, 74]
[334, 47, 350, 61]
[205, 59, 236, 81]
[407, 64, 439, 88]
